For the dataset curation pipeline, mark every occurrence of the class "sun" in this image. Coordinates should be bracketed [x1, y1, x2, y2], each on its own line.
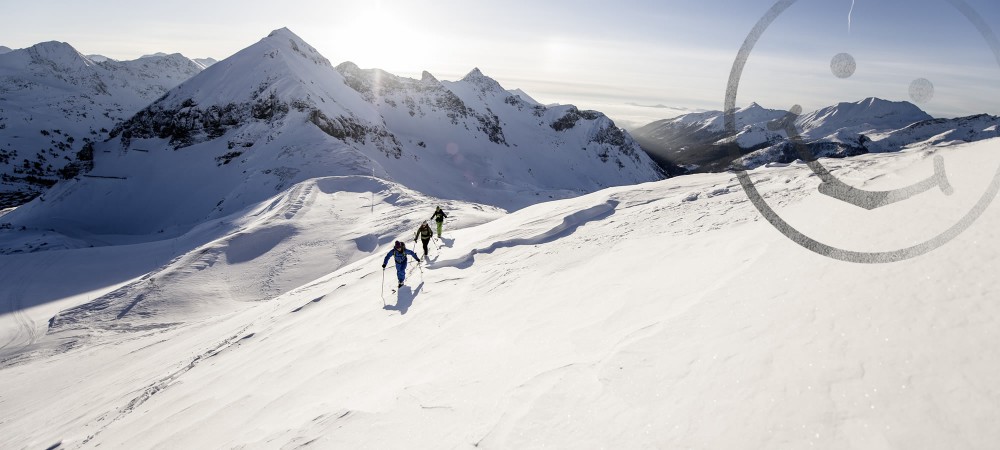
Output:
[322, 4, 438, 77]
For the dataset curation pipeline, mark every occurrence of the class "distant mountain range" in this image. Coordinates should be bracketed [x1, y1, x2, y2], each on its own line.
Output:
[625, 102, 708, 113]
[138, 52, 218, 68]
[3, 28, 664, 237]
[0, 42, 208, 207]
[7, 30, 999, 225]
[632, 98, 1000, 173]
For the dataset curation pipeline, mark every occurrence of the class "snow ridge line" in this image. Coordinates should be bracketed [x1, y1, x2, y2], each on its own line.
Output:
[434, 200, 619, 269]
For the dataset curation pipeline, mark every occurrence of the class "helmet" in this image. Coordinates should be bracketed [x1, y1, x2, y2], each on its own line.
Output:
[395, 240, 404, 250]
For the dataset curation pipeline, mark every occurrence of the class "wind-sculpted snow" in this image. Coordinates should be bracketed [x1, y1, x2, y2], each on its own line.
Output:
[433, 199, 620, 269]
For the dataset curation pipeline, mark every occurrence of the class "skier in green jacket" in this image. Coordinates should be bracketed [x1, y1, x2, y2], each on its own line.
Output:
[430, 206, 448, 238]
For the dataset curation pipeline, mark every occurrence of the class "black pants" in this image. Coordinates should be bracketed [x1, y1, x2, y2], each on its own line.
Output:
[420, 238, 431, 257]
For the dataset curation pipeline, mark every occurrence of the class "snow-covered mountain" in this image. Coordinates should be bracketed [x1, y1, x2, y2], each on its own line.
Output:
[0, 41, 206, 208]
[864, 113, 1000, 153]
[84, 54, 111, 63]
[631, 98, 994, 172]
[2, 28, 663, 237]
[1, 137, 998, 448]
[193, 57, 218, 68]
[632, 102, 788, 172]
[139, 53, 217, 69]
[0, 46, 12, 55]
[139, 52, 219, 69]
[737, 106, 999, 171]
[332, 61, 659, 199]
[796, 98, 933, 140]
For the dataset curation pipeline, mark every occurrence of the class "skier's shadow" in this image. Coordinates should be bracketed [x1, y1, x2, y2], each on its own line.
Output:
[384, 282, 424, 315]
[438, 237, 455, 248]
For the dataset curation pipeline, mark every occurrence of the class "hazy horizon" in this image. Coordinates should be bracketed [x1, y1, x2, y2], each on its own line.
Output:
[4, 0, 1000, 128]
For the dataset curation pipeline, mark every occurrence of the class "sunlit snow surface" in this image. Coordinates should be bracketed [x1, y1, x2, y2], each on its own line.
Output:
[1, 139, 999, 449]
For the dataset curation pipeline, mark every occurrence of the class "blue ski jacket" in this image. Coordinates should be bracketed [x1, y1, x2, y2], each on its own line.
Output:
[384, 248, 420, 267]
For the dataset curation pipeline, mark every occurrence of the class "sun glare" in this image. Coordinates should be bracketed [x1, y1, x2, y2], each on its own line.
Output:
[325, 4, 437, 77]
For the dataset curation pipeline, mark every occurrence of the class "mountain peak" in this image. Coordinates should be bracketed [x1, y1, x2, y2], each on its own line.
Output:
[193, 57, 218, 69]
[461, 67, 504, 93]
[832, 97, 914, 110]
[266, 27, 300, 40]
[86, 54, 113, 62]
[463, 67, 485, 79]
[421, 70, 439, 83]
[793, 96, 933, 140]
[856, 97, 909, 107]
[826, 97, 928, 118]
[336, 61, 361, 73]
[136, 52, 191, 63]
[24, 41, 93, 71]
[259, 27, 331, 68]
[0, 45, 12, 54]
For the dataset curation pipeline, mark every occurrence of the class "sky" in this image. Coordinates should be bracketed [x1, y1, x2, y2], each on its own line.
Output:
[4, 0, 1000, 128]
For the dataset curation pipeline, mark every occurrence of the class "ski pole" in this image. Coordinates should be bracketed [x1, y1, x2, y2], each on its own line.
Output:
[380, 266, 386, 306]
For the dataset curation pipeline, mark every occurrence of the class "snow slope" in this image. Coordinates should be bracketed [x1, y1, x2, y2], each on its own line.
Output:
[0, 41, 206, 207]
[1, 137, 998, 449]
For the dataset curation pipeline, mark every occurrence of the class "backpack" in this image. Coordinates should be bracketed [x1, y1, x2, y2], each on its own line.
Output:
[393, 241, 408, 264]
[418, 224, 433, 239]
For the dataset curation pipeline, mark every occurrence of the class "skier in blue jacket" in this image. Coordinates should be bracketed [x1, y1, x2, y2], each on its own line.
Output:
[382, 240, 421, 288]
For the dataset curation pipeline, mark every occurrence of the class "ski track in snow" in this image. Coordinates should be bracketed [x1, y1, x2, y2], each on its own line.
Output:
[2, 274, 35, 352]
[0, 254, 51, 356]
[78, 323, 259, 447]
